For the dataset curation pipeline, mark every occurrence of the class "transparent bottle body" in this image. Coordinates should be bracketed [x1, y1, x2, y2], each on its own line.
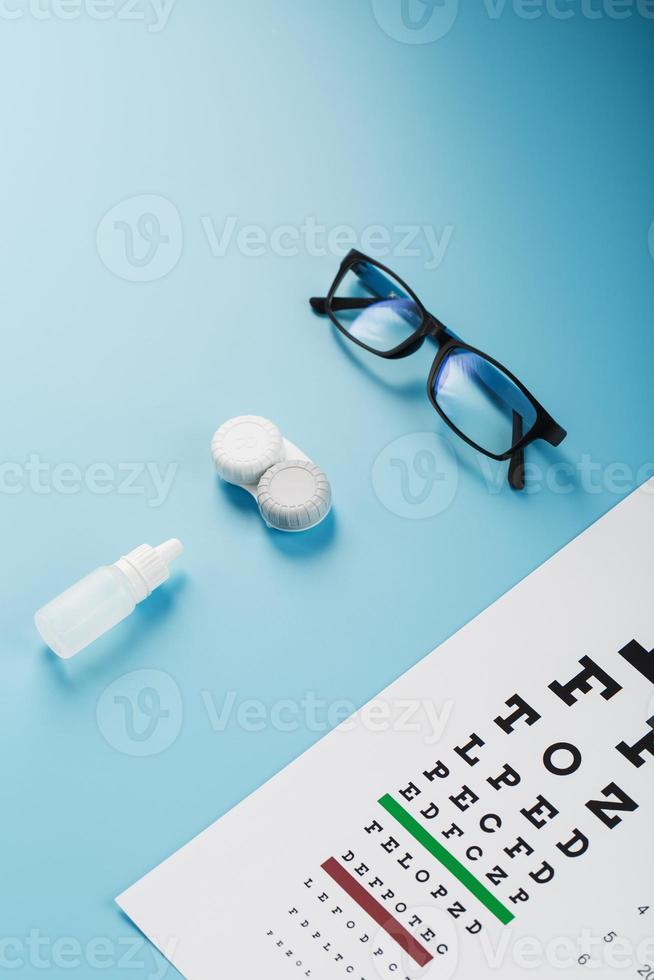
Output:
[34, 565, 136, 659]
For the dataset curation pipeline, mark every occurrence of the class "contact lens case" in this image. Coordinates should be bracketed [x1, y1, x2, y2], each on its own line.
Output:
[211, 415, 332, 532]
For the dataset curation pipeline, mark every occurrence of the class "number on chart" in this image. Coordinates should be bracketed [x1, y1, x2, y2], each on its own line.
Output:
[639, 907, 650, 916]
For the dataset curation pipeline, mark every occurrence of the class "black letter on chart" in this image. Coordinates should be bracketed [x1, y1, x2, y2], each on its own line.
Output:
[454, 733, 485, 767]
[585, 782, 639, 830]
[548, 656, 622, 707]
[616, 717, 654, 768]
[619, 639, 654, 685]
[494, 694, 541, 734]
[556, 828, 589, 859]
[543, 742, 583, 776]
[521, 795, 559, 829]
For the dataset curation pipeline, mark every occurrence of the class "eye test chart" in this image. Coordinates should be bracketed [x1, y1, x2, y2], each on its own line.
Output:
[117, 480, 654, 980]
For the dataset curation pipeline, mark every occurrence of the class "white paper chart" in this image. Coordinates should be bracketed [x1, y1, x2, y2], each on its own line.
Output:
[118, 481, 654, 979]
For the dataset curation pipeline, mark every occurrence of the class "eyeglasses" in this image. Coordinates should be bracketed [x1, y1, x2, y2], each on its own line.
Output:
[310, 249, 567, 490]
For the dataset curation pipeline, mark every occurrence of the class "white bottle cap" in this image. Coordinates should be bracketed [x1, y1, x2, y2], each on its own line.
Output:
[211, 415, 284, 486]
[113, 538, 184, 604]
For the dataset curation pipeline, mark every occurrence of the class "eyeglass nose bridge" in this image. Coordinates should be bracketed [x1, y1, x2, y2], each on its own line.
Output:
[423, 312, 457, 347]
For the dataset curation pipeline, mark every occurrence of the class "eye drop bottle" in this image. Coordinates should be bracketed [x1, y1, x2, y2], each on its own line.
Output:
[34, 539, 183, 659]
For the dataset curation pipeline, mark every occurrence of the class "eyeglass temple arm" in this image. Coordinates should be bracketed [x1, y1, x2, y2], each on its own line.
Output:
[508, 415, 567, 488]
[545, 421, 567, 446]
[508, 412, 525, 491]
[310, 296, 380, 314]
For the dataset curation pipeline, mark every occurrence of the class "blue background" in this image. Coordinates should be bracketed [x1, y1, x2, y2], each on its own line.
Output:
[1, 1, 653, 976]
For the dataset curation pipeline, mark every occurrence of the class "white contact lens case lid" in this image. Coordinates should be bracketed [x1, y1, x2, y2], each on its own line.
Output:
[257, 459, 331, 532]
[211, 416, 332, 532]
[211, 415, 285, 486]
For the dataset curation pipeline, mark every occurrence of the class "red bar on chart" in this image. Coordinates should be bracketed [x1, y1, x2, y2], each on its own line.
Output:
[321, 857, 433, 968]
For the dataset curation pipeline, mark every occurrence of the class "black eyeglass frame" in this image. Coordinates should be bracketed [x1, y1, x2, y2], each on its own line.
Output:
[310, 249, 567, 489]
